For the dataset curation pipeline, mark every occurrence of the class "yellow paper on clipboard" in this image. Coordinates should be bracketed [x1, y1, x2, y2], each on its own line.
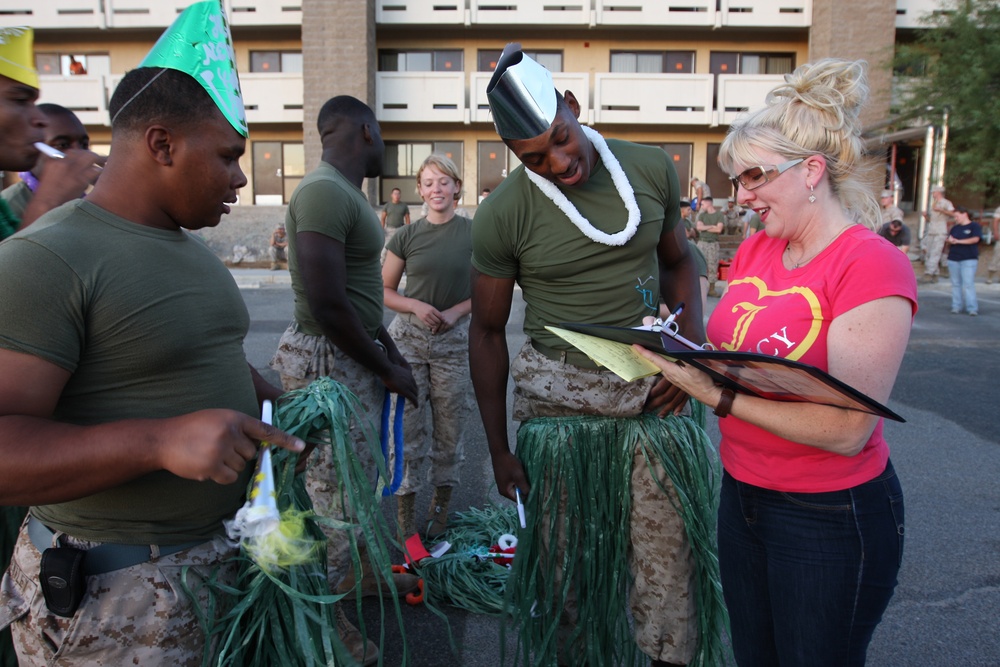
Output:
[545, 326, 662, 382]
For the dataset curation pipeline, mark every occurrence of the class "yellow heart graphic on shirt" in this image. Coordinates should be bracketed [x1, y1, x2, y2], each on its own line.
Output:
[717, 276, 822, 360]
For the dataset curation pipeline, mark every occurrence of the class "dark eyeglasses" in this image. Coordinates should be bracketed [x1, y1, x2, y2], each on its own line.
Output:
[730, 158, 804, 192]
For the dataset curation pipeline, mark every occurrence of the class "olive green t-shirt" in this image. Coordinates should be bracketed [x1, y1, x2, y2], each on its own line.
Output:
[383, 201, 410, 229]
[387, 215, 472, 311]
[0, 200, 258, 544]
[286, 162, 384, 339]
[472, 139, 681, 350]
[0, 181, 31, 221]
[696, 211, 725, 242]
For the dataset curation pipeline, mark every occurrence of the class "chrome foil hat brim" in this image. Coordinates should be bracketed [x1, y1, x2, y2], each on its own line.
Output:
[486, 43, 558, 141]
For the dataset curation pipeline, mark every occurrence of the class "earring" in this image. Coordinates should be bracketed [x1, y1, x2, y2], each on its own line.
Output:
[808, 184, 816, 204]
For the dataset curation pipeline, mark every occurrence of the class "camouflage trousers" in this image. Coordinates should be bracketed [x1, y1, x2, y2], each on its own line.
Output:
[923, 233, 946, 276]
[386, 314, 471, 495]
[0, 520, 235, 666]
[270, 323, 384, 585]
[695, 239, 720, 284]
[511, 341, 698, 664]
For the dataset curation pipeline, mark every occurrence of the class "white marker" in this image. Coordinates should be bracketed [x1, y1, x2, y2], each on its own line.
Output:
[515, 488, 527, 529]
[34, 142, 65, 159]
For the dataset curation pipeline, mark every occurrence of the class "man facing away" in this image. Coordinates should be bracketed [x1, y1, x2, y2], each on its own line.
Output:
[0, 8, 304, 663]
[269, 95, 419, 666]
[470, 44, 717, 667]
[921, 184, 954, 283]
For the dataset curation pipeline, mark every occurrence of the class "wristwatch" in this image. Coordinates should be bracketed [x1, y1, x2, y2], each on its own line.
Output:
[713, 388, 736, 418]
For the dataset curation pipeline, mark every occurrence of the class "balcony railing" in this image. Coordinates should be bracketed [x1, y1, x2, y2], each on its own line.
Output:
[0, 0, 104, 29]
[720, 0, 811, 28]
[376, 0, 464, 24]
[715, 74, 784, 125]
[0, 0, 300, 29]
[228, 1, 302, 26]
[595, 1, 716, 27]
[241, 73, 303, 124]
[469, 1, 590, 25]
[376, 72, 466, 123]
[469, 72, 592, 125]
[594, 73, 714, 125]
[895, 0, 940, 29]
[37, 75, 110, 126]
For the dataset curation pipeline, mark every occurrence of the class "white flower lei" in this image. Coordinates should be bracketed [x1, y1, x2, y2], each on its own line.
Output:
[525, 125, 641, 246]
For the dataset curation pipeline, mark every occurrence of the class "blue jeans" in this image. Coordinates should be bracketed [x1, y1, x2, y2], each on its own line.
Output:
[718, 460, 904, 666]
[948, 258, 978, 314]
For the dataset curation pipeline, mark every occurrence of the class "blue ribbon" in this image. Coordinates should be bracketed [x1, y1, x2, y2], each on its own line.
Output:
[379, 389, 405, 496]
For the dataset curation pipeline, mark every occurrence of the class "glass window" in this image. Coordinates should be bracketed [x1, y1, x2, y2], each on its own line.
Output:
[35, 53, 60, 76]
[478, 141, 519, 196]
[380, 50, 464, 72]
[253, 141, 303, 205]
[527, 51, 563, 73]
[382, 141, 464, 204]
[611, 51, 691, 74]
[250, 51, 303, 73]
[478, 49, 501, 72]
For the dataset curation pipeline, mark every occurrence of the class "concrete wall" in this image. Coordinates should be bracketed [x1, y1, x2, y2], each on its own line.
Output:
[196, 205, 288, 264]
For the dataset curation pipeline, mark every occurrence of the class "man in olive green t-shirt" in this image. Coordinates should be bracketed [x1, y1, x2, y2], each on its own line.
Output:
[268, 95, 418, 666]
[379, 186, 410, 263]
[0, 67, 303, 665]
[695, 198, 725, 294]
[470, 46, 709, 667]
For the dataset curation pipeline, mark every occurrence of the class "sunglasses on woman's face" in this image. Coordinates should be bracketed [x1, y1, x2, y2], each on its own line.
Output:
[730, 158, 804, 192]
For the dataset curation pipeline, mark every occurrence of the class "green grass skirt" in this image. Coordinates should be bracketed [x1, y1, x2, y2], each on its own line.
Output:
[506, 410, 730, 667]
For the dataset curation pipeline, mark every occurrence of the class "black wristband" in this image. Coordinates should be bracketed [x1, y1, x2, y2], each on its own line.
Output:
[714, 388, 736, 418]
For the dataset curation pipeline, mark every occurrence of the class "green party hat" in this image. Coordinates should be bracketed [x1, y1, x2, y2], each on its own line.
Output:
[139, 0, 247, 136]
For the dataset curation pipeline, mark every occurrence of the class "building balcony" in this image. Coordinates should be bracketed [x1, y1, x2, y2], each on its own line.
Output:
[720, 0, 811, 28]
[0, 0, 300, 30]
[715, 74, 785, 125]
[469, 71, 592, 125]
[0, 0, 104, 29]
[594, 73, 714, 125]
[469, 1, 589, 25]
[895, 0, 939, 29]
[376, 72, 466, 123]
[241, 73, 303, 124]
[37, 74, 110, 126]
[376, 0, 464, 24]
[104, 0, 188, 29]
[228, 0, 301, 26]
[595, 0, 716, 27]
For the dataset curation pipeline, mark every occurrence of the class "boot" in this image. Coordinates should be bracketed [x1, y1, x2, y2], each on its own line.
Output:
[988, 271, 995, 285]
[707, 281, 719, 298]
[396, 492, 417, 539]
[425, 486, 453, 540]
[334, 603, 379, 667]
[336, 543, 421, 600]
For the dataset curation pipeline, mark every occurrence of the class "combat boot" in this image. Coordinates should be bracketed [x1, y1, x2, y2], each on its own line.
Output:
[425, 486, 453, 539]
[396, 491, 417, 539]
[334, 603, 379, 666]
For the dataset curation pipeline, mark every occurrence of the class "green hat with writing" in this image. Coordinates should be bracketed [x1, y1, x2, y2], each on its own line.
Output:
[139, 0, 247, 136]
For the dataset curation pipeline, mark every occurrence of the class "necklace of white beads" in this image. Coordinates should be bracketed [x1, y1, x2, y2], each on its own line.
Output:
[524, 126, 640, 246]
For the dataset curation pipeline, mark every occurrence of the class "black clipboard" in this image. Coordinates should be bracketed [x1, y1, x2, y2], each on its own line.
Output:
[558, 322, 904, 422]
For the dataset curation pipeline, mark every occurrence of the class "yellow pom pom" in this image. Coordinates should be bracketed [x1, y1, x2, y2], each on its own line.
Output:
[244, 509, 322, 573]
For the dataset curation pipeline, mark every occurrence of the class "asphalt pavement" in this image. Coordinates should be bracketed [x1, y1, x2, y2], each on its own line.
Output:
[236, 268, 1000, 667]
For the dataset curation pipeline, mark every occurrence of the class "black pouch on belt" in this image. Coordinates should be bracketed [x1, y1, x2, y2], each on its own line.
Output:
[39, 547, 87, 617]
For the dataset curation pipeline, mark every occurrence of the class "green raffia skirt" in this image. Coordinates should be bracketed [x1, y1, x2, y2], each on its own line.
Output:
[505, 410, 730, 667]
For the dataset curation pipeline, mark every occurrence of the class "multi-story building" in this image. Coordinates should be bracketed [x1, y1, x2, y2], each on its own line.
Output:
[3, 0, 944, 231]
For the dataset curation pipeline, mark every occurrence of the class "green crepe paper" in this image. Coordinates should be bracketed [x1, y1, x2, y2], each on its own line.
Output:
[139, 0, 247, 136]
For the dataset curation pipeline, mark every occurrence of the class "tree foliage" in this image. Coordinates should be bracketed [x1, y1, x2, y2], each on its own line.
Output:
[895, 0, 1000, 199]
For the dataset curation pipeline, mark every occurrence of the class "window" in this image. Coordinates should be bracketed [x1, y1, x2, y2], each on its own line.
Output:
[710, 52, 795, 76]
[252, 142, 304, 205]
[382, 141, 464, 204]
[35, 52, 110, 76]
[610, 51, 694, 74]
[379, 50, 463, 72]
[478, 49, 563, 72]
[645, 143, 692, 193]
[249, 51, 302, 73]
[478, 141, 520, 196]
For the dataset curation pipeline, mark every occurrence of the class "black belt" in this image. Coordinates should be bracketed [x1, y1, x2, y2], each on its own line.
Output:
[27, 516, 207, 577]
[530, 339, 601, 370]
